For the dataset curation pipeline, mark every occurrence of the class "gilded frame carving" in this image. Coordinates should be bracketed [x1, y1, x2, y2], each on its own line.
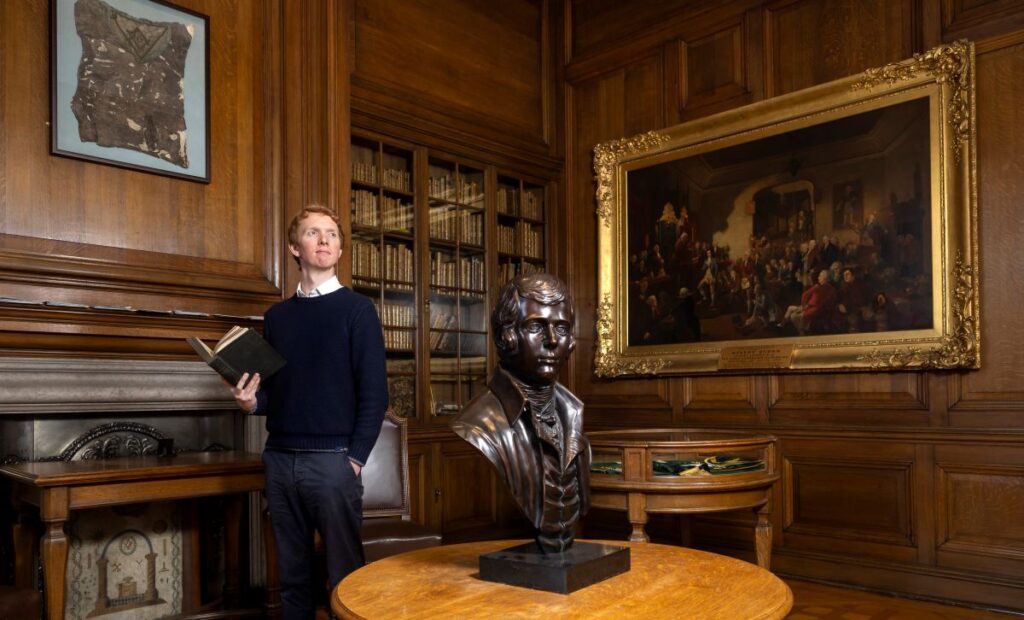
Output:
[594, 42, 979, 377]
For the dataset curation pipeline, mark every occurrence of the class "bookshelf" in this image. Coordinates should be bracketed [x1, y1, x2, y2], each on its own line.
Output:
[350, 136, 417, 419]
[497, 176, 546, 286]
[427, 156, 487, 419]
[350, 133, 548, 426]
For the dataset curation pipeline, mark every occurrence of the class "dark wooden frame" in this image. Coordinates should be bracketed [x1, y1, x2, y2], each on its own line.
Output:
[50, 0, 211, 183]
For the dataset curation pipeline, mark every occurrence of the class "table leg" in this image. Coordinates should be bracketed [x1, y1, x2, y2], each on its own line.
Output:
[679, 514, 692, 548]
[224, 495, 242, 607]
[755, 505, 772, 570]
[627, 493, 649, 543]
[40, 488, 69, 620]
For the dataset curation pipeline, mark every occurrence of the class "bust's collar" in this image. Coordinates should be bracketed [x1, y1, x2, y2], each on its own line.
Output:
[489, 366, 530, 425]
[488, 366, 583, 423]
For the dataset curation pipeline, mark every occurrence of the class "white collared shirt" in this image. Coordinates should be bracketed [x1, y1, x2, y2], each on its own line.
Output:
[296, 275, 343, 298]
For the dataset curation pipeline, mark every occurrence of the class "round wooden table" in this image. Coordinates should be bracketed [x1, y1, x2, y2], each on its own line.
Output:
[332, 539, 792, 619]
[588, 429, 780, 568]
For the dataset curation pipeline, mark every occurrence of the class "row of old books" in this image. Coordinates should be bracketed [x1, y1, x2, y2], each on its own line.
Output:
[430, 252, 485, 294]
[381, 196, 414, 231]
[352, 240, 414, 290]
[496, 222, 543, 257]
[372, 299, 415, 328]
[372, 300, 415, 352]
[429, 356, 487, 374]
[382, 328, 414, 351]
[428, 206, 483, 244]
[352, 161, 411, 193]
[498, 258, 544, 283]
[428, 176, 483, 205]
[351, 191, 414, 231]
[428, 310, 457, 352]
[497, 187, 543, 219]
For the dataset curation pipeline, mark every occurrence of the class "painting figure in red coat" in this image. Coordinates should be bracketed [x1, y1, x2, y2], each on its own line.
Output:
[778, 269, 839, 334]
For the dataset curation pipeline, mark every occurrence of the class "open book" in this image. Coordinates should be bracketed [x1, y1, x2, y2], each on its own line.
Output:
[186, 326, 286, 386]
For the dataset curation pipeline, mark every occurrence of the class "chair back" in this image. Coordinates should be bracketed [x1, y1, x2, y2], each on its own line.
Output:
[360, 410, 409, 519]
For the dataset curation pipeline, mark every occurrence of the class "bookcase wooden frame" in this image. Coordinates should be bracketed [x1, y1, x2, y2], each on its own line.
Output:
[350, 129, 551, 428]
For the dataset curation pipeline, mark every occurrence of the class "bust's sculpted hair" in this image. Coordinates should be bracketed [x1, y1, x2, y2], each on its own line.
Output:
[492, 273, 574, 355]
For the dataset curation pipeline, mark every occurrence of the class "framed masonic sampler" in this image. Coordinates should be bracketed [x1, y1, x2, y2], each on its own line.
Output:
[594, 41, 979, 377]
[51, 0, 210, 182]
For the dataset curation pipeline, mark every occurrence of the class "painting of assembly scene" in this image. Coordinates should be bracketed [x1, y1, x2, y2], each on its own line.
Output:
[626, 97, 931, 347]
[596, 42, 980, 376]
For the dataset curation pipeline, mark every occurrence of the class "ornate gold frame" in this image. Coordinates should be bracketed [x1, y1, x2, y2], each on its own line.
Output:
[594, 42, 978, 377]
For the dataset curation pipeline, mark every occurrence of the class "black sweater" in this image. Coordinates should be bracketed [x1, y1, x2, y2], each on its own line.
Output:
[253, 287, 388, 465]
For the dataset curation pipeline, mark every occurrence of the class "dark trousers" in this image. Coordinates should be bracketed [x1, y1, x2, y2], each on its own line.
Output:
[263, 449, 364, 620]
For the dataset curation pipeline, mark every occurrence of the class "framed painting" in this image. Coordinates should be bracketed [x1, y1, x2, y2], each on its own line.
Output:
[594, 41, 979, 377]
[51, 0, 210, 182]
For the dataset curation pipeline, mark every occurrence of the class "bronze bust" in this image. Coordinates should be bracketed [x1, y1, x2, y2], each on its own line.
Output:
[451, 273, 590, 553]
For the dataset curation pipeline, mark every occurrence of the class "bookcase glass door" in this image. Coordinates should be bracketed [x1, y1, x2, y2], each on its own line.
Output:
[428, 157, 488, 418]
[497, 175, 546, 286]
[351, 135, 417, 419]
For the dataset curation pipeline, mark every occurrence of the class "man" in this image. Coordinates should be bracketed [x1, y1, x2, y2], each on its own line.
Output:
[229, 204, 388, 619]
[836, 268, 868, 329]
[671, 287, 701, 342]
[779, 268, 839, 334]
[801, 268, 839, 334]
[820, 235, 840, 267]
[451, 273, 590, 554]
[697, 249, 718, 306]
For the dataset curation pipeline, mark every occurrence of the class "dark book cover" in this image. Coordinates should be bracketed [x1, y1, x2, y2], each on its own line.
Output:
[187, 327, 286, 386]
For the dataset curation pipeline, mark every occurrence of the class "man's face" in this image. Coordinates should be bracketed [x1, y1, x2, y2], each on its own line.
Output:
[290, 213, 341, 272]
[504, 298, 574, 385]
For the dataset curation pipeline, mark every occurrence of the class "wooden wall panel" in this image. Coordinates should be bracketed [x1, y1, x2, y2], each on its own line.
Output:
[769, 373, 931, 426]
[567, 55, 672, 427]
[941, 0, 1024, 42]
[947, 40, 1024, 426]
[763, 0, 918, 97]
[782, 439, 917, 561]
[935, 444, 1024, 576]
[438, 441, 497, 536]
[680, 376, 759, 425]
[351, 0, 551, 157]
[407, 443, 432, 526]
[678, 20, 752, 118]
[570, 0, 694, 58]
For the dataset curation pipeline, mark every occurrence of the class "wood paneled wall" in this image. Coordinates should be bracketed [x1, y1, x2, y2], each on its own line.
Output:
[0, 0, 348, 359]
[564, 0, 1024, 611]
[349, 0, 562, 173]
[5, 0, 1024, 610]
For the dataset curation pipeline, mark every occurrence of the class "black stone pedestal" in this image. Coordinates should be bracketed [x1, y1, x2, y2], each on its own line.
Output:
[479, 541, 630, 594]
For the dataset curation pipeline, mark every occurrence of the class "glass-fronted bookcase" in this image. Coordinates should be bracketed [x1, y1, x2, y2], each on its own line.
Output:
[350, 132, 547, 426]
[497, 175, 547, 285]
[350, 135, 417, 420]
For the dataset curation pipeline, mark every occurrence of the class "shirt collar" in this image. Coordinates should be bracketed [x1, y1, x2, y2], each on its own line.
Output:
[296, 275, 343, 298]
